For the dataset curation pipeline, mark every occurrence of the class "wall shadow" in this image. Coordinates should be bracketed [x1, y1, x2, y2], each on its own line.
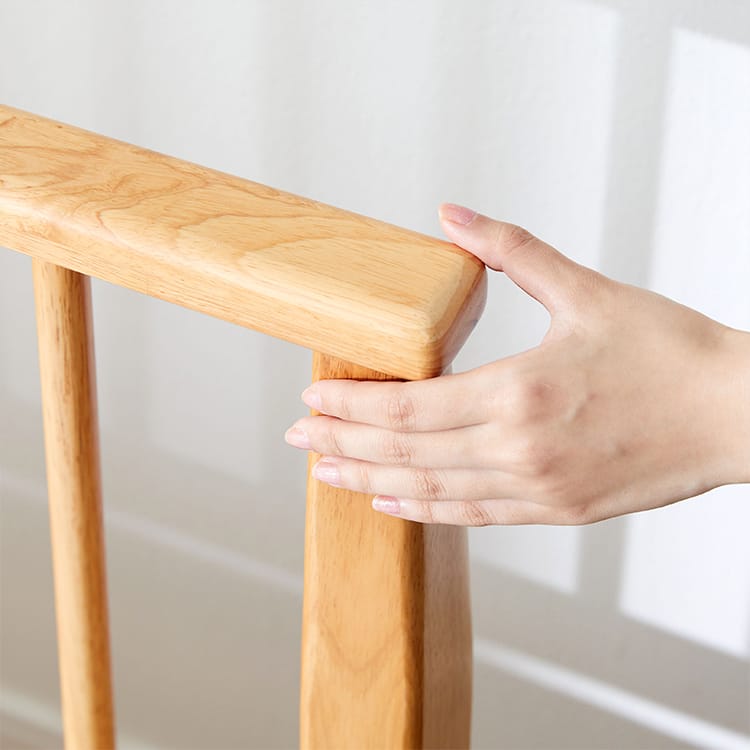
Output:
[471, 560, 749, 736]
[470, 1, 750, 746]
[1, 392, 304, 749]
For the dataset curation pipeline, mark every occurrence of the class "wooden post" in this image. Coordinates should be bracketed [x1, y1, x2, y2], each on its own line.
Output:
[33, 260, 116, 749]
[300, 353, 472, 749]
[4, 106, 486, 748]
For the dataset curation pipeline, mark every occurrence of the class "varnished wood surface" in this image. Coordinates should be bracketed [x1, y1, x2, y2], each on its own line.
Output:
[300, 353, 472, 749]
[32, 261, 115, 749]
[0, 105, 486, 379]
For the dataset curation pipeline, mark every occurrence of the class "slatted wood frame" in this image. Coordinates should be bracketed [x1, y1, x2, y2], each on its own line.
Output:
[0, 105, 486, 749]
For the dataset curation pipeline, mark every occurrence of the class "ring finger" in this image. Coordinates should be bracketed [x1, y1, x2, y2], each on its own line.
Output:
[311, 456, 523, 502]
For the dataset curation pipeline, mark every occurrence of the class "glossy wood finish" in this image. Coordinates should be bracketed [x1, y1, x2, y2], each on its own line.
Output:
[32, 260, 115, 749]
[0, 105, 486, 379]
[300, 353, 472, 749]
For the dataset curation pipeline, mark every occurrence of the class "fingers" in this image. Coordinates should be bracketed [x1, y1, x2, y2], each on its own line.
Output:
[309, 456, 523, 502]
[372, 497, 594, 526]
[302, 369, 490, 432]
[287, 415, 500, 469]
[438, 203, 587, 312]
[372, 497, 557, 525]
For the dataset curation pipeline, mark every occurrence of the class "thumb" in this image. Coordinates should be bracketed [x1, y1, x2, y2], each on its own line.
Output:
[438, 203, 584, 312]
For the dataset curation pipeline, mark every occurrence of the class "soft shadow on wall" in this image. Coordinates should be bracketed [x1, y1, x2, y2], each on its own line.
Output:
[462, 2, 750, 749]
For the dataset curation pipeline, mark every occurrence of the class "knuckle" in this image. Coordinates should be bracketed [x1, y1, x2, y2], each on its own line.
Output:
[413, 468, 446, 501]
[512, 435, 558, 478]
[381, 432, 415, 466]
[495, 222, 535, 256]
[356, 462, 374, 493]
[459, 502, 493, 527]
[384, 387, 417, 431]
[324, 422, 345, 457]
[418, 502, 437, 524]
[558, 502, 597, 526]
[506, 376, 558, 425]
[335, 391, 352, 421]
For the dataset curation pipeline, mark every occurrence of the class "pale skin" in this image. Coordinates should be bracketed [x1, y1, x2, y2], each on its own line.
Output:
[285, 203, 750, 526]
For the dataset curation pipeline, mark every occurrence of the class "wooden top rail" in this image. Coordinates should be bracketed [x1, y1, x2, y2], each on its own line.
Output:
[0, 105, 486, 378]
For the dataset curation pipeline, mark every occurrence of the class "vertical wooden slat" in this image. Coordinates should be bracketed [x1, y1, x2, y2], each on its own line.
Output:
[33, 260, 115, 749]
[300, 352, 472, 749]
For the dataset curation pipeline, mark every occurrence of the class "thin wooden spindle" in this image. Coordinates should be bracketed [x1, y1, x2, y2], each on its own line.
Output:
[300, 352, 472, 749]
[32, 260, 115, 749]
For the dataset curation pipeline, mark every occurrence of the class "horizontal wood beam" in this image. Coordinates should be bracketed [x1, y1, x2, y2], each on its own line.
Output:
[0, 105, 486, 379]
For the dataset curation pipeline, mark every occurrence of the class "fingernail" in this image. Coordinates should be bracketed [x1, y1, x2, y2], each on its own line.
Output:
[439, 203, 477, 226]
[312, 459, 341, 486]
[372, 496, 401, 515]
[301, 385, 322, 411]
[284, 426, 311, 449]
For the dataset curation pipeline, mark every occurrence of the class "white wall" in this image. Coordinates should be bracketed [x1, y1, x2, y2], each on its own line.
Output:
[1, 1, 749, 748]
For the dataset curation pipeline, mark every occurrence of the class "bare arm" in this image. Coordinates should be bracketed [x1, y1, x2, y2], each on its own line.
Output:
[286, 204, 750, 525]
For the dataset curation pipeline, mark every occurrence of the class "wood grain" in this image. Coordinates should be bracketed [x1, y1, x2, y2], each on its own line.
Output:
[0, 105, 486, 379]
[32, 260, 115, 750]
[300, 353, 472, 749]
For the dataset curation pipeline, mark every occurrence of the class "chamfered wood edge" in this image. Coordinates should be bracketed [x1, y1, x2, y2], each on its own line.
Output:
[0, 104, 487, 379]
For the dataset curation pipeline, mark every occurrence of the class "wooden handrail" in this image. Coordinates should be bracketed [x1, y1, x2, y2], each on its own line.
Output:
[0, 105, 486, 379]
[2, 104, 481, 749]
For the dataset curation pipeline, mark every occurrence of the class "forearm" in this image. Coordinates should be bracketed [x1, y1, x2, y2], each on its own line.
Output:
[721, 326, 750, 484]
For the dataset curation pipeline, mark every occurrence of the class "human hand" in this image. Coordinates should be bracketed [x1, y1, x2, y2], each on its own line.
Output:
[285, 204, 750, 525]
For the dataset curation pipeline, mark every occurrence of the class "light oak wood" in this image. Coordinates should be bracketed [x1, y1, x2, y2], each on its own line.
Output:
[32, 260, 115, 750]
[300, 353, 472, 749]
[6, 105, 481, 747]
[0, 105, 486, 379]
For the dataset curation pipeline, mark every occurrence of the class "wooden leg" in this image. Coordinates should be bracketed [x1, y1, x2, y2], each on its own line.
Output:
[33, 260, 115, 749]
[300, 353, 472, 749]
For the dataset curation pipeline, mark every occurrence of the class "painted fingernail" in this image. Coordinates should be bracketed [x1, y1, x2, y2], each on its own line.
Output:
[301, 385, 322, 411]
[312, 459, 341, 486]
[439, 203, 477, 226]
[284, 426, 311, 449]
[372, 496, 401, 515]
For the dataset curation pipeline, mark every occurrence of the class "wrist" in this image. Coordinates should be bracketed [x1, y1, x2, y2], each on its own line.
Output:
[714, 326, 750, 484]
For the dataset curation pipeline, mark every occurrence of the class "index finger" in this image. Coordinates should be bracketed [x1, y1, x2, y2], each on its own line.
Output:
[301, 369, 490, 432]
